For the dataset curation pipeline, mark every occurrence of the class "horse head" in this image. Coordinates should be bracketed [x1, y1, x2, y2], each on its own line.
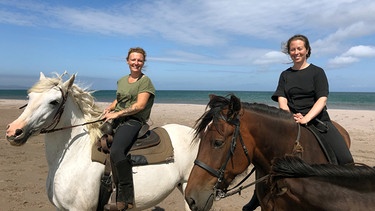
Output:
[185, 94, 255, 211]
[6, 72, 76, 146]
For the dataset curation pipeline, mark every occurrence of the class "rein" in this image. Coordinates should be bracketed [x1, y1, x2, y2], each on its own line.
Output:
[41, 119, 104, 134]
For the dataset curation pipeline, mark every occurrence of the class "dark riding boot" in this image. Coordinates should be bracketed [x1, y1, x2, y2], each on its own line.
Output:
[242, 190, 260, 211]
[114, 158, 134, 210]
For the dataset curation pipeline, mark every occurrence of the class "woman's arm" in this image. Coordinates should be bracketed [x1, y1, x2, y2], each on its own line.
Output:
[104, 92, 151, 121]
[278, 96, 290, 112]
[294, 96, 327, 124]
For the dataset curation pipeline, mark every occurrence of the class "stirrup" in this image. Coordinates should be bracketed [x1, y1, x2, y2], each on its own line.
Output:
[117, 201, 134, 210]
[103, 202, 117, 211]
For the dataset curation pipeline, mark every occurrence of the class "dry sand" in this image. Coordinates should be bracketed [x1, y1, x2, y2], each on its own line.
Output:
[1, 100, 374, 210]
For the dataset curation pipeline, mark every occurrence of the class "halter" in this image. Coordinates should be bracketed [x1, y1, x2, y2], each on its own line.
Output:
[194, 115, 252, 200]
[22, 86, 103, 134]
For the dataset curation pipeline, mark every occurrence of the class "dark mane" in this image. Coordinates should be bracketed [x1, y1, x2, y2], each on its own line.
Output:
[194, 94, 292, 138]
[241, 102, 292, 120]
[271, 156, 375, 180]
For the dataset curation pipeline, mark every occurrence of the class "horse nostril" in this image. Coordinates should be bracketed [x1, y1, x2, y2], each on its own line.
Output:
[15, 129, 23, 136]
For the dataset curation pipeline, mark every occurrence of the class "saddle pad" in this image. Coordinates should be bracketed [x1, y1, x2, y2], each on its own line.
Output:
[306, 125, 338, 164]
[131, 130, 160, 151]
[92, 142, 107, 164]
[130, 127, 174, 165]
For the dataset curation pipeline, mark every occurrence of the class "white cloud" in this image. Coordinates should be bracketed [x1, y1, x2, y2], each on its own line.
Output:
[328, 45, 375, 67]
[343, 45, 375, 57]
[1, 0, 375, 91]
[254, 51, 288, 65]
[3, 0, 374, 47]
[328, 56, 359, 67]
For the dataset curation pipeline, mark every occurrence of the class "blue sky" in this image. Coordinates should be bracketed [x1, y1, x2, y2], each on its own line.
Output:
[1, 0, 374, 92]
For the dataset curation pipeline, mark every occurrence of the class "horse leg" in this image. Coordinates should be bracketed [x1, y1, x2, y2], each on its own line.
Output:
[242, 189, 260, 211]
[178, 182, 194, 211]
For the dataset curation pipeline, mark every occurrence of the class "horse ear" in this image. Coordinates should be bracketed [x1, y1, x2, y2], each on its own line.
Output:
[63, 74, 76, 90]
[227, 94, 241, 120]
[39, 72, 46, 80]
[209, 94, 216, 100]
[230, 94, 241, 112]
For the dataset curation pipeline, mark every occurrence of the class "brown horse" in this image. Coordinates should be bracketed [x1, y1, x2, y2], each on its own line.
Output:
[267, 156, 375, 210]
[185, 94, 351, 211]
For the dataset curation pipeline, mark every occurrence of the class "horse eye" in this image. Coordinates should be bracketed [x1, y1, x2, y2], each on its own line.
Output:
[50, 100, 59, 106]
[213, 140, 224, 148]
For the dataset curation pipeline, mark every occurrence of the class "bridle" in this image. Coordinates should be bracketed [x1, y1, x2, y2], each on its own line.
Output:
[21, 86, 103, 134]
[39, 86, 69, 134]
[193, 115, 253, 200]
[193, 114, 303, 200]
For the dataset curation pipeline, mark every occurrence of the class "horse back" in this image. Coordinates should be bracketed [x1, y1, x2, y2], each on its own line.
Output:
[332, 120, 351, 148]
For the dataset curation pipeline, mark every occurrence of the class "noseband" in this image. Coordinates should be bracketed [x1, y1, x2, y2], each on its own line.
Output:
[194, 116, 252, 199]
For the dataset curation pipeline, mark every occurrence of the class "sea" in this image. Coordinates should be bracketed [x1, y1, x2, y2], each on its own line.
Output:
[1, 90, 374, 110]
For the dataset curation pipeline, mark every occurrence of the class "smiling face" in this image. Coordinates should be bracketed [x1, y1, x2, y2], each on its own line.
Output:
[289, 39, 309, 65]
[127, 52, 145, 74]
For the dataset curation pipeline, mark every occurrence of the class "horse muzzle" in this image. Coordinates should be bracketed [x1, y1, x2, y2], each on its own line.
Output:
[6, 126, 31, 146]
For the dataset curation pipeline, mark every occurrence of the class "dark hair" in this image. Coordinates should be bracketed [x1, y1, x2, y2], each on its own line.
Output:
[282, 34, 311, 58]
[126, 47, 147, 61]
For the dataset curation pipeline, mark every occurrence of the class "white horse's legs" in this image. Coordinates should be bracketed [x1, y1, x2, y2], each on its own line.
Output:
[178, 182, 192, 211]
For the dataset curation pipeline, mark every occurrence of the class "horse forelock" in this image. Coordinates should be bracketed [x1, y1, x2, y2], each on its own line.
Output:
[29, 76, 61, 94]
[194, 103, 232, 140]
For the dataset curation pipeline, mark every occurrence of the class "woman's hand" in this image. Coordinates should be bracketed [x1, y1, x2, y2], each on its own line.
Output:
[103, 111, 119, 122]
[103, 108, 111, 115]
[293, 113, 309, 125]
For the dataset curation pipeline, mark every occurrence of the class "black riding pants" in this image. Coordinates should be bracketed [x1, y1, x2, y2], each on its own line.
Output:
[324, 121, 353, 165]
[110, 119, 142, 164]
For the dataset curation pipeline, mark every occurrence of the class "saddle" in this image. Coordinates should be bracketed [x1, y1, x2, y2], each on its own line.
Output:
[95, 122, 174, 166]
[97, 122, 157, 153]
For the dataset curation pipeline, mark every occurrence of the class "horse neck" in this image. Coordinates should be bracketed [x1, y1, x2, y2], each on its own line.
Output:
[242, 111, 297, 173]
[44, 97, 91, 168]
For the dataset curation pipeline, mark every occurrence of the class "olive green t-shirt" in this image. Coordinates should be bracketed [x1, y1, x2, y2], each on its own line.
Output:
[115, 74, 155, 123]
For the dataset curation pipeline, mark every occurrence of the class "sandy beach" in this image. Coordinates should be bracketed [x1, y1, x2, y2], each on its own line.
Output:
[1, 100, 375, 210]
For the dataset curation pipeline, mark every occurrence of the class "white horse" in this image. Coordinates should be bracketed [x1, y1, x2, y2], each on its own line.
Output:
[6, 72, 198, 211]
